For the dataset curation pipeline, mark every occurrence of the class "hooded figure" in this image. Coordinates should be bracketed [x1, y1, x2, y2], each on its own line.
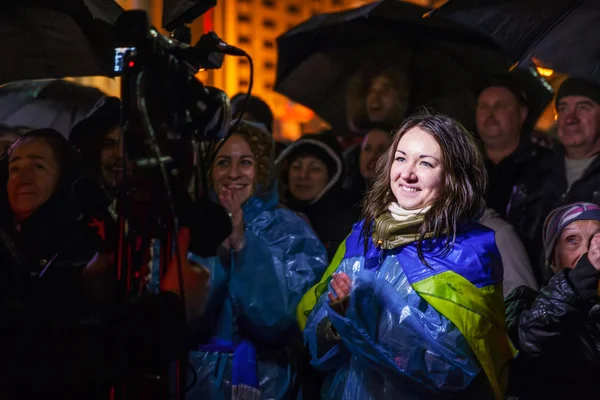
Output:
[276, 132, 357, 261]
[0, 128, 106, 326]
[69, 96, 123, 197]
[167, 121, 327, 399]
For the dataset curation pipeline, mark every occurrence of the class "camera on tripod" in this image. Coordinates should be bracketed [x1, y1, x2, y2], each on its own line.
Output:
[110, 2, 248, 278]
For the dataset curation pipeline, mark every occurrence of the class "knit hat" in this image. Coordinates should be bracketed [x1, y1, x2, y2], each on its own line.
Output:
[543, 202, 600, 267]
[477, 75, 529, 108]
[555, 77, 600, 108]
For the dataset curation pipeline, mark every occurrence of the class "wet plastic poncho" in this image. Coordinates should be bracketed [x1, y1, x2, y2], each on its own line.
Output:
[184, 188, 327, 399]
[303, 221, 516, 400]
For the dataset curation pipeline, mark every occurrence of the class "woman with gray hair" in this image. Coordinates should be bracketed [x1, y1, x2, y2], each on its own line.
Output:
[505, 202, 600, 399]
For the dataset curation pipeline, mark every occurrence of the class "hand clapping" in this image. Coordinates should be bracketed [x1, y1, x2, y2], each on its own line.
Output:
[328, 272, 352, 316]
[218, 187, 245, 251]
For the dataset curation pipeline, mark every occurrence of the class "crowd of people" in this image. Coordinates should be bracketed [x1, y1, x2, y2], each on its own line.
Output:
[0, 69, 599, 400]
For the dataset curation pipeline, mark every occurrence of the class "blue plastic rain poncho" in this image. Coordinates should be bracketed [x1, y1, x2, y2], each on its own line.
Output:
[303, 221, 516, 400]
[182, 186, 327, 399]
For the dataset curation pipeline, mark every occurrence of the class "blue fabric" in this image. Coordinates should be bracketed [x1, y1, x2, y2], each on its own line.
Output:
[184, 187, 327, 399]
[199, 339, 259, 393]
[304, 221, 493, 400]
[232, 340, 259, 390]
[343, 221, 502, 288]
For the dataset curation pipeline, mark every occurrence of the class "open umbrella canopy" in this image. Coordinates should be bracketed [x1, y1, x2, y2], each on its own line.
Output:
[0, 80, 106, 136]
[428, 0, 600, 83]
[275, 0, 519, 133]
[0, 1, 121, 86]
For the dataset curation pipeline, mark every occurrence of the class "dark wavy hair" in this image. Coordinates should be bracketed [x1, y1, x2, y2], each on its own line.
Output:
[209, 121, 275, 197]
[361, 109, 487, 261]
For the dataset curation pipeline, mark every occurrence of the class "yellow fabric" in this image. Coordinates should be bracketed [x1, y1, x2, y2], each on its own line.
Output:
[412, 270, 518, 400]
[296, 238, 347, 330]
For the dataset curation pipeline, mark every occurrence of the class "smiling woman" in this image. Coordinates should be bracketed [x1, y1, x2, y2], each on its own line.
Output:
[212, 135, 257, 205]
[300, 110, 516, 400]
[184, 121, 328, 399]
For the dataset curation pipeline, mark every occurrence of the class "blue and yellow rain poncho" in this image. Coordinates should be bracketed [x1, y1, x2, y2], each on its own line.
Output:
[300, 220, 517, 400]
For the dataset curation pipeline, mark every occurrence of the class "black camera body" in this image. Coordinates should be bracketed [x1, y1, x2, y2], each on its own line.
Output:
[112, 8, 234, 264]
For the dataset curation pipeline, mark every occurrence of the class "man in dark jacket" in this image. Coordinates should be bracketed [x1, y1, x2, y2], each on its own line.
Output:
[507, 77, 600, 282]
[475, 75, 551, 217]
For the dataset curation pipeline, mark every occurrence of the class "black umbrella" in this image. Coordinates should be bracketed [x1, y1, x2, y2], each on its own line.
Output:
[82, 0, 124, 25]
[0, 1, 121, 85]
[512, 67, 555, 131]
[428, 0, 600, 83]
[275, 0, 519, 133]
[0, 80, 106, 136]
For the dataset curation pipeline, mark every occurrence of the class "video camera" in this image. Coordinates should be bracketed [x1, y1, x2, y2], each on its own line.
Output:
[114, 7, 241, 160]
[91, 5, 252, 398]
[109, 3, 253, 263]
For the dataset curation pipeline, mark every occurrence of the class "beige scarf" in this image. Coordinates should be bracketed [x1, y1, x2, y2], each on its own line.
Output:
[372, 203, 432, 250]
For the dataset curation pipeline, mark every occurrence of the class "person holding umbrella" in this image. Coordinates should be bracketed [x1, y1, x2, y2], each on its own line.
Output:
[346, 64, 411, 134]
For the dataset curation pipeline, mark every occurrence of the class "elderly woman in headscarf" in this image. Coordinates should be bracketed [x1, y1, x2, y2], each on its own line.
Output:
[505, 202, 600, 400]
[0, 129, 107, 321]
[300, 110, 515, 400]
[184, 121, 327, 399]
